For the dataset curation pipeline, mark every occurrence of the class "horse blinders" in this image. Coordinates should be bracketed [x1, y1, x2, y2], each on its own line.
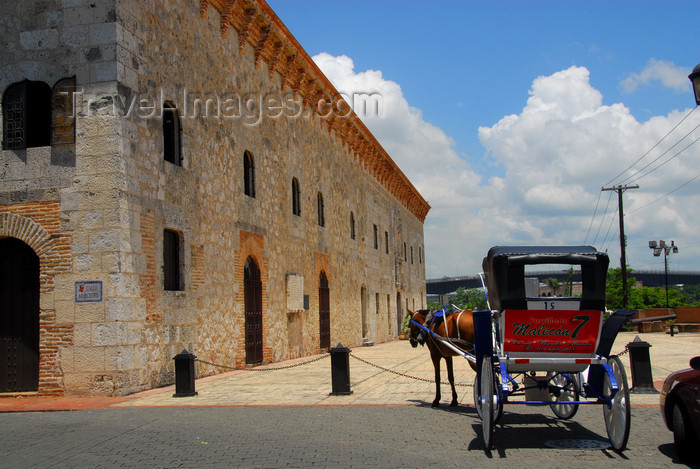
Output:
[409, 321, 427, 348]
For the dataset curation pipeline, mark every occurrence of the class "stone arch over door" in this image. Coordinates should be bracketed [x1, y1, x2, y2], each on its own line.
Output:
[0, 208, 71, 395]
[235, 231, 268, 367]
[0, 238, 39, 392]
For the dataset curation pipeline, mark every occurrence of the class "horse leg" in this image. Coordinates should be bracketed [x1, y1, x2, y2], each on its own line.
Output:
[431, 352, 441, 407]
[446, 356, 458, 406]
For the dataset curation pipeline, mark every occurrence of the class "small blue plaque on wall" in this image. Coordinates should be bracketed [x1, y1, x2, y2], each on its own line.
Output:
[75, 281, 103, 303]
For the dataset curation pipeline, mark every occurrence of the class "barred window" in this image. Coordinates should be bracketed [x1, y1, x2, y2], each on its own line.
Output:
[2, 80, 51, 150]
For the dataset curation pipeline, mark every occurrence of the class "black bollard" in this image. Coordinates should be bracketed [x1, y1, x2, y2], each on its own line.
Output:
[626, 336, 659, 394]
[173, 349, 198, 397]
[329, 343, 353, 395]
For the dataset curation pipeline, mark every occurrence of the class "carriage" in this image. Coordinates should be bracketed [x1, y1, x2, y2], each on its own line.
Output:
[472, 246, 635, 450]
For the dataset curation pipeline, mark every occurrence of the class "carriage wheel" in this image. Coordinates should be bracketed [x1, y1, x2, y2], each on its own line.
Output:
[479, 355, 495, 450]
[474, 374, 504, 423]
[547, 372, 579, 420]
[603, 355, 631, 451]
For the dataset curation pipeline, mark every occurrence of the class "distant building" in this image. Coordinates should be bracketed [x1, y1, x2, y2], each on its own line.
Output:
[0, 0, 429, 395]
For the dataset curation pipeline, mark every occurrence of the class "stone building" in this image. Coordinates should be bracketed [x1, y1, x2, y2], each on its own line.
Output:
[0, 0, 430, 396]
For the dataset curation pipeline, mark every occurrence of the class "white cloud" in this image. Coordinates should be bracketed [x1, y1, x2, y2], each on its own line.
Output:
[313, 54, 700, 277]
[620, 58, 690, 94]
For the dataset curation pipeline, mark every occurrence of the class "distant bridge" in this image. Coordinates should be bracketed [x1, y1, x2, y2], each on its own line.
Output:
[426, 270, 700, 295]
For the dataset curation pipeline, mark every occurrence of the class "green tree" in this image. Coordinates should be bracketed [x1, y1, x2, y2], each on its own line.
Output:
[449, 287, 488, 310]
[606, 267, 694, 310]
[605, 267, 640, 311]
[678, 284, 700, 306]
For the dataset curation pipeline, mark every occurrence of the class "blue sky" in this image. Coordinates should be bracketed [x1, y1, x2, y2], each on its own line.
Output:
[267, 0, 700, 278]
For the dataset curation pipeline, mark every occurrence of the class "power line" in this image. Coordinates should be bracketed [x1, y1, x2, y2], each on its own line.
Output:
[583, 190, 602, 244]
[591, 190, 614, 245]
[624, 136, 700, 185]
[628, 173, 700, 215]
[600, 209, 618, 251]
[617, 127, 700, 186]
[603, 106, 697, 188]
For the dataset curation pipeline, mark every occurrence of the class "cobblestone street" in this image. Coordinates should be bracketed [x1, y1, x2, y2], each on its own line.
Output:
[0, 405, 695, 468]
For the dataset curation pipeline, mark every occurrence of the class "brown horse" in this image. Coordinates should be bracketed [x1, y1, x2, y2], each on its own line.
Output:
[408, 308, 477, 407]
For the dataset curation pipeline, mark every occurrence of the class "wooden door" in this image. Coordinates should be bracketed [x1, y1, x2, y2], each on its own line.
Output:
[0, 238, 40, 392]
[319, 271, 330, 350]
[244, 257, 263, 365]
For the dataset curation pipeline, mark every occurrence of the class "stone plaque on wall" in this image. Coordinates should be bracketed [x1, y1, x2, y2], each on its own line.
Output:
[75, 281, 103, 303]
[286, 273, 304, 312]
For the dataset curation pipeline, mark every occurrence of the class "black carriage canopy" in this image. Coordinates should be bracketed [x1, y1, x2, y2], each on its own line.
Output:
[482, 245, 609, 311]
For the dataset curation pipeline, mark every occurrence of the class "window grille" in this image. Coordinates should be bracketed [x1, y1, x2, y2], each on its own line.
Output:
[2, 80, 51, 150]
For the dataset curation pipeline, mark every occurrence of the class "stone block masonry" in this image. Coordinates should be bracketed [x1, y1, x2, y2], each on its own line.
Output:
[0, 0, 429, 395]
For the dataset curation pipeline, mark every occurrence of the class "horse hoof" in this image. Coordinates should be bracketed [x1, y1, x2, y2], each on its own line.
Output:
[431, 401, 440, 408]
[450, 401, 458, 407]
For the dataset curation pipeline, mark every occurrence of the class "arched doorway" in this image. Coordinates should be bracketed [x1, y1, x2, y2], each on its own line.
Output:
[244, 256, 263, 364]
[0, 238, 40, 392]
[319, 271, 330, 350]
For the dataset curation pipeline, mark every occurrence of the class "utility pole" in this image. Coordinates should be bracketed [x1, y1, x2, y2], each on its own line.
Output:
[601, 185, 639, 309]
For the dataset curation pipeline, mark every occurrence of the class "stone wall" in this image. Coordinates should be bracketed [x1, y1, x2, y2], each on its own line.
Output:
[0, 0, 429, 395]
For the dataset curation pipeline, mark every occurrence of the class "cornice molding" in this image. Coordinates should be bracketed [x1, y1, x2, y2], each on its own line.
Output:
[202, 0, 430, 222]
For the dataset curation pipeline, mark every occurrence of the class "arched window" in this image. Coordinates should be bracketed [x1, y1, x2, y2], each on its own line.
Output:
[163, 101, 182, 165]
[244, 150, 255, 197]
[2, 80, 51, 150]
[317, 191, 325, 227]
[350, 212, 356, 240]
[291, 177, 301, 216]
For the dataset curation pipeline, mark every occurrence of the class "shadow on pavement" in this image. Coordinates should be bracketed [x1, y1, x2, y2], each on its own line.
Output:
[465, 411, 622, 455]
[657, 443, 700, 468]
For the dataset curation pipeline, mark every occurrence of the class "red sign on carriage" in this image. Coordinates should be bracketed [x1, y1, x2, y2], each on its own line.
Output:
[502, 310, 602, 355]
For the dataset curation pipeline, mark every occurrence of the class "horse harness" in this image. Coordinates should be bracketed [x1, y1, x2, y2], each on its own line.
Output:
[421, 306, 475, 355]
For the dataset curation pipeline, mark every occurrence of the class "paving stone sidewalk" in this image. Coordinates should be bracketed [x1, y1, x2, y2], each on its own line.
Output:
[111, 330, 698, 408]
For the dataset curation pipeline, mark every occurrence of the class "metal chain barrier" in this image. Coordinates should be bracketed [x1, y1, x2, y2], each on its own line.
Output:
[197, 348, 628, 384]
[349, 352, 473, 387]
[613, 345, 630, 357]
[195, 353, 329, 372]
